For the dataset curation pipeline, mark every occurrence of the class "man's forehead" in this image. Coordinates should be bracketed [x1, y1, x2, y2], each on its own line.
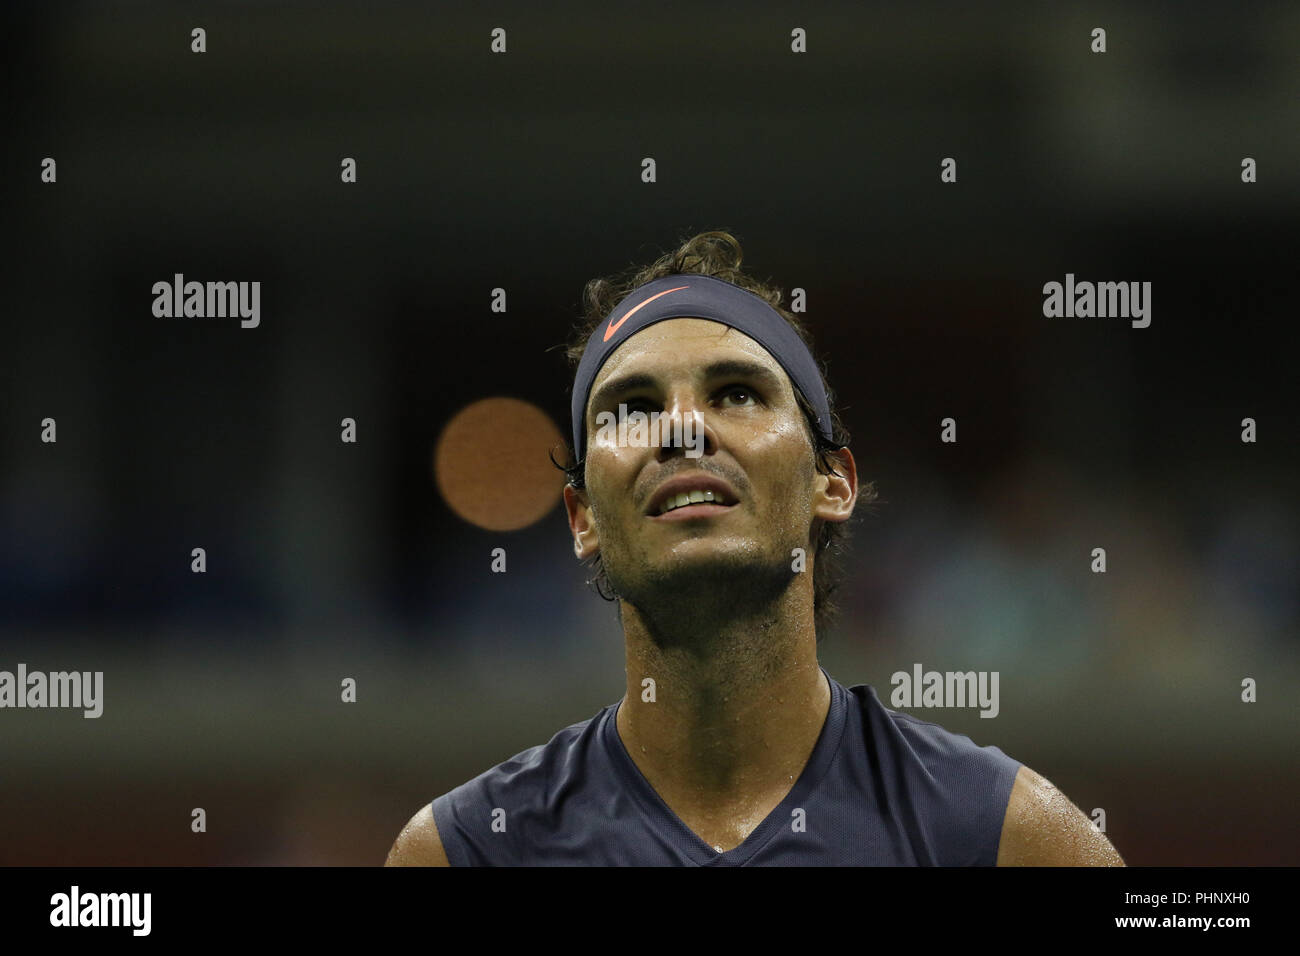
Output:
[591, 317, 786, 388]
[571, 279, 835, 460]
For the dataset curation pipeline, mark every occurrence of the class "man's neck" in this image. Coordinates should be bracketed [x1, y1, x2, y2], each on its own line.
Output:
[614, 584, 831, 832]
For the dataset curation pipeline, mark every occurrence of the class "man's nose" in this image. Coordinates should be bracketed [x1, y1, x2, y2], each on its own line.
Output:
[655, 395, 715, 461]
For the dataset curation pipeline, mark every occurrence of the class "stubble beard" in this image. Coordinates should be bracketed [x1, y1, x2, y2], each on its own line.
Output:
[601, 522, 802, 657]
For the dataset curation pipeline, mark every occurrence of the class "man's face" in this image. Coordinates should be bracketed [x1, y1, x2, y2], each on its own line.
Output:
[564, 318, 853, 614]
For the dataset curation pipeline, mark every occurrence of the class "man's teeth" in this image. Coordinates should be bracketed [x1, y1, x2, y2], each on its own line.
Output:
[657, 489, 725, 515]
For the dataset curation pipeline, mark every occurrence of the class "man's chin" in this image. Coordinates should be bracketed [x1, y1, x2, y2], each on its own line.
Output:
[615, 555, 796, 613]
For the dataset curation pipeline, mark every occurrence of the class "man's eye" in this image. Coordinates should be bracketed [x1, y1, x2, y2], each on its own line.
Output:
[721, 386, 758, 406]
[620, 399, 653, 417]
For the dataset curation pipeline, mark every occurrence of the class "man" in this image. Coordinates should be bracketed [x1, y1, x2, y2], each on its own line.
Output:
[388, 232, 1124, 866]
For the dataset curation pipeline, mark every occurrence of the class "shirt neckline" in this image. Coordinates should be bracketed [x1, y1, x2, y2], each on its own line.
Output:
[600, 666, 848, 866]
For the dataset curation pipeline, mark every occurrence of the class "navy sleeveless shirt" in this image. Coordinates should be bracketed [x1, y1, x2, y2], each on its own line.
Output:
[431, 669, 1022, 866]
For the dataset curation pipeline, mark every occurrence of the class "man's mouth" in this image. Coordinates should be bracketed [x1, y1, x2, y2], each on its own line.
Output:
[655, 494, 738, 515]
[644, 474, 741, 518]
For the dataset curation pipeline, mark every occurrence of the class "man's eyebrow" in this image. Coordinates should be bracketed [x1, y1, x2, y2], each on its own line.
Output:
[589, 358, 784, 414]
[701, 358, 783, 388]
[589, 372, 657, 413]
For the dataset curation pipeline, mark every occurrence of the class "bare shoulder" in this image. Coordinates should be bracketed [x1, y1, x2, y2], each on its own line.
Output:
[996, 765, 1125, 866]
[385, 803, 451, 867]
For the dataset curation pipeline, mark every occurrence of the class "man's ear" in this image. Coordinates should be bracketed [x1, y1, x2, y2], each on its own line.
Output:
[813, 447, 857, 524]
[563, 483, 601, 559]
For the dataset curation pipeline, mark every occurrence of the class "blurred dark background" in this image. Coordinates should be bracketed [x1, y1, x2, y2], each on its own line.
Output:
[1, 1, 1295, 865]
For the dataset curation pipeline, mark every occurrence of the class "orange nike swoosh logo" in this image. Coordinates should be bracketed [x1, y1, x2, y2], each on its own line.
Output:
[603, 285, 691, 342]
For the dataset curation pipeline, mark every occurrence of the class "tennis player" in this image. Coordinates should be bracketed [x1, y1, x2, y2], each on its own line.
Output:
[387, 232, 1125, 866]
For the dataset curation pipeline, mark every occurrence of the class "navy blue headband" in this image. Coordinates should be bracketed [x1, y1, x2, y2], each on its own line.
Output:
[571, 274, 833, 462]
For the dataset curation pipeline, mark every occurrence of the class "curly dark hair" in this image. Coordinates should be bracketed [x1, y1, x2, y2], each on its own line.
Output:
[552, 229, 878, 637]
